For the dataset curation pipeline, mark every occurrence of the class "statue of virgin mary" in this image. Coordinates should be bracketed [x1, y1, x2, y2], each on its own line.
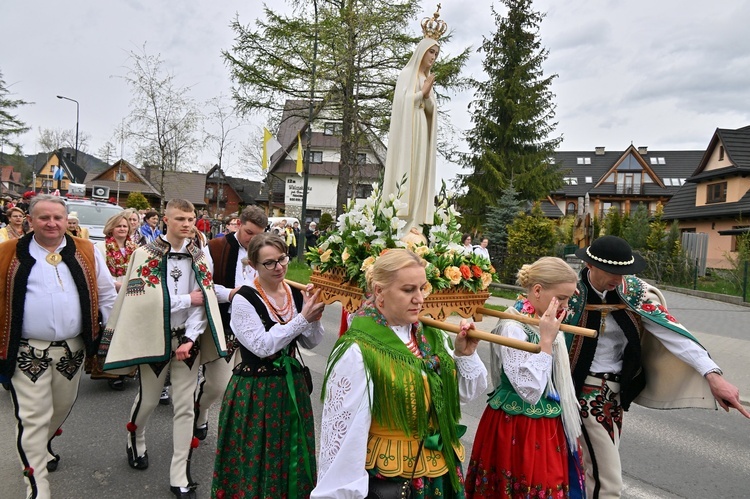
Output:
[381, 5, 447, 232]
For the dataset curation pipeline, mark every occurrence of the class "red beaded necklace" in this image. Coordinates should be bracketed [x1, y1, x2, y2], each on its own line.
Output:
[254, 277, 293, 324]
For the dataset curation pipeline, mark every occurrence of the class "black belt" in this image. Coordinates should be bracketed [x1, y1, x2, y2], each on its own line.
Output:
[589, 371, 621, 382]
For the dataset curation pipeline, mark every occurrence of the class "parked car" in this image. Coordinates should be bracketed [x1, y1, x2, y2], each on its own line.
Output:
[65, 198, 124, 241]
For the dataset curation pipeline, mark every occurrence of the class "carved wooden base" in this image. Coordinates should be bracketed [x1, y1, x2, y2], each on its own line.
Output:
[310, 269, 490, 319]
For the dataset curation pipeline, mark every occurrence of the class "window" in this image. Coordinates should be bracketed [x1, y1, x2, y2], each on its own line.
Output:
[311, 151, 323, 163]
[566, 202, 576, 216]
[731, 226, 750, 251]
[649, 157, 666, 165]
[323, 122, 343, 136]
[616, 172, 642, 194]
[719, 146, 725, 161]
[115, 172, 128, 182]
[357, 153, 367, 165]
[42, 179, 54, 188]
[348, 183, 374, 199]
[563, 177, 578, 185]
[706, 182, 727, 203]
[205, 186, 215, 199]
[585, 176, 593, 183]
[577, 157, 591, 165]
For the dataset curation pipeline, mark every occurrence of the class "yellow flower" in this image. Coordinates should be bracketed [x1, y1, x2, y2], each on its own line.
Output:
[342, 247, 350, 263]
[414, 245, 430, 257]
[480, 272, 493, 290]
[361, 255, 376, 272]
[444, 266, 462, 286]
[320, 249, 333, 263]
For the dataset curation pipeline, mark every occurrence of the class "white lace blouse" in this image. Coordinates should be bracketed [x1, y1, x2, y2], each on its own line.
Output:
[310, 324, 488, 498]
[489, 321, 552, 405]
[229, 284, 323, 357]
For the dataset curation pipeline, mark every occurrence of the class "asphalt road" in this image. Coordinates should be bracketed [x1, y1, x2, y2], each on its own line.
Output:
[1, 297, 748, 498]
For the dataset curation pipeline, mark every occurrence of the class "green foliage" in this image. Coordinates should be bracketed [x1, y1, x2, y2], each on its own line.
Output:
[319, 212, 334, 232]
[503, 202, 558, 283]
[556, 215, 575, 246]
[457, 0, 562, 228]
[641, 218, 693, 286]
[0, 69, 31, 152]
[482, 183, 522, 251]
[603, 206, 623, 237]
[646, 203, 666, 252]
[721, 228, 750, 297]
[622, 203, 650, 250]
[592, 215, 601, 240]
[126, 191, 150, 211]
[224, 1, 470, 215]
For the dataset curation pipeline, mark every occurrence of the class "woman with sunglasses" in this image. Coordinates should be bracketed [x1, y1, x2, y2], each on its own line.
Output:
[211, 232, 326, 499]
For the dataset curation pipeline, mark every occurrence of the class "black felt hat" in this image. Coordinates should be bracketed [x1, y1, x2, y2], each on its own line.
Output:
[575, 235, 646, 275]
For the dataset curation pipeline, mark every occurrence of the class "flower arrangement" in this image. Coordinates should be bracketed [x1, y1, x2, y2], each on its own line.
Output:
[305, 177, 497, 293]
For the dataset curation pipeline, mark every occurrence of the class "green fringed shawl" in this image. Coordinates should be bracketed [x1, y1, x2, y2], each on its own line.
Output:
[322, 316, 463, 489]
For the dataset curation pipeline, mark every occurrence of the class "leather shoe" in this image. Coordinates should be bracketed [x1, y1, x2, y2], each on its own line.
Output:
[127, 446, 149, 470]
[193, 423, 208, 441]
[47, 454, 60, 472]
[108, 378, 125, 391]
[169, 486, 196, 499]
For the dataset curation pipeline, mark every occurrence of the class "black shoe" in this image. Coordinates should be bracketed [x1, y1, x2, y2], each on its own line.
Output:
[126, 446, 149, 470]
[193, 423, 208, 441]
[159, 386, 171, 405]
[108, 378, 125, 391]
[169, 486, 196, 499]
[47, 454, 60, 472]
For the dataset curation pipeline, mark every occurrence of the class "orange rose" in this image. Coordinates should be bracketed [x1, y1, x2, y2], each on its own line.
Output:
[460, 265, 471, 280]
[471, 265, 482, 278]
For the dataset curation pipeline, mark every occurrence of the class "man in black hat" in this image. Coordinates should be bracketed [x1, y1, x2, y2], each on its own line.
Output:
[564, 235, 748, 498]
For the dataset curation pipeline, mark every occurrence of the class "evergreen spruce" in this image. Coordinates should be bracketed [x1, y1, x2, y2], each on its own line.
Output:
[458, 0, 562, 230]
[483, 182, 522, 253]
[622, 203, 650, 249]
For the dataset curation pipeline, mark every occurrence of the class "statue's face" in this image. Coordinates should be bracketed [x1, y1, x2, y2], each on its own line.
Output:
[421, 44, 439, 72]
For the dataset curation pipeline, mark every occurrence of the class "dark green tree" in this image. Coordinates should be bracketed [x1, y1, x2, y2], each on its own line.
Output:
[224, 1, 469, 216]
[458, 0, 562, 230]
[0, 69, 31, 154]
[622, 203, 650, 249]
[482, 182, 522, 252]
[502, 202, 558, 283]
[604, 206, 623, 237]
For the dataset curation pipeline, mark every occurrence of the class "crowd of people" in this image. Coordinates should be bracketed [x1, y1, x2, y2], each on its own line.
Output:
[1, 195, 748, 499]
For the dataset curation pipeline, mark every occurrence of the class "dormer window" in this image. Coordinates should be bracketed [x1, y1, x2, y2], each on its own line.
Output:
[577, 157, 591, 165]
[706, 182, 727, 204]
[563, 177, 578, 185]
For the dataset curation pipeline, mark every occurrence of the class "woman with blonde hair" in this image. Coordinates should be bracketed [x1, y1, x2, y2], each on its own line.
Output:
[0, 206, 28, 242]
[465, 257, 583, 498]
[123, 208, 147, 246]
[312, 249, 488, 498]
[91, 213, 138, 390]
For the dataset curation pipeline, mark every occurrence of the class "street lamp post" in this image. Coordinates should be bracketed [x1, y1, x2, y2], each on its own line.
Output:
[56, 95, 79, 165]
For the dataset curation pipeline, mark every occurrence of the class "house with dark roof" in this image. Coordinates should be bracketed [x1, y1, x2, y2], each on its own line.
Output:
[204, 165, 261, 218]
[663, 125, 750, 268]
[33, 150, 88, 195]
[550, 145, 702, 221]
[139, 167, 208, 209]
[1, 165, 26, 198]
[266, 99, 385, 225]
[84, 159, 161, 206]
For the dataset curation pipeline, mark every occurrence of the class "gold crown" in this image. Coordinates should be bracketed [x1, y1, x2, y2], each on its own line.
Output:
[421, 3, 448, 40]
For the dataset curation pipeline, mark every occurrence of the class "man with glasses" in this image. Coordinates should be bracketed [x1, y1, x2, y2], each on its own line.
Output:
[194, 206, 269, 441]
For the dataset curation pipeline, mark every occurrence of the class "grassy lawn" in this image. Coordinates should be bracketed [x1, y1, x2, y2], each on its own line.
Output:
[490, 287, 520, 301]
[481, 303, 507, 312]
[285, 260, 312, 284]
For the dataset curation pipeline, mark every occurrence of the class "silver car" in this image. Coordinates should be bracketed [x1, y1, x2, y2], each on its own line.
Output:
[65, 199, 124, 241]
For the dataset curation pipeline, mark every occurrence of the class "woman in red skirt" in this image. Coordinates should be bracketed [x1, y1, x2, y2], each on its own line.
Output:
[466, 257, 584, 499]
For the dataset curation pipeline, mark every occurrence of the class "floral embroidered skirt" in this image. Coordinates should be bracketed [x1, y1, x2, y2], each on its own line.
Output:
[368, 466, 466, 499]
[465, 406, 569, 499]
[211, 372, 316, 499]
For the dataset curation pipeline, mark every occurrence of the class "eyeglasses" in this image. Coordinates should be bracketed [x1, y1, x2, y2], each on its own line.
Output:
[261, 255, 290, 270]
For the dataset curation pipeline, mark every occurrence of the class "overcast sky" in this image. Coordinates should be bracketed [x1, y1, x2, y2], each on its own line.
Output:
[2, 0, 749, 184]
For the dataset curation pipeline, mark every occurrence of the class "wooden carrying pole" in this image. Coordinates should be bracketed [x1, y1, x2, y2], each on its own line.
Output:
[419, 316, 541, 353]
[475, 307, 598, 338]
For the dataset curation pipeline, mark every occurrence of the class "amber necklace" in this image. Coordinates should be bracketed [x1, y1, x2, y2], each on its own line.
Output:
[254, 277, 293, 323]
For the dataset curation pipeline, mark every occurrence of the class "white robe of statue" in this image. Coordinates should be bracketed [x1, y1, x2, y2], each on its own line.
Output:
[382, 37, 439, 232]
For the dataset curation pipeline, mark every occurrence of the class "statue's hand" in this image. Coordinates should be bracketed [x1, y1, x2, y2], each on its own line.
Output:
[422, 74, 435, 99]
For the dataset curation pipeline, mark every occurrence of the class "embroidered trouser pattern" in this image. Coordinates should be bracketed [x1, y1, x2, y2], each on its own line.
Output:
[127, 336, 201, 489]
[10, 336, 85, 499]
[194, 351, 235, 427]
[579, 375, 624, 499]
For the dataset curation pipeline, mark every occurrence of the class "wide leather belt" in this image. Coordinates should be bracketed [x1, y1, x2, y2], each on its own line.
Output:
[589, 371, 621, 382]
